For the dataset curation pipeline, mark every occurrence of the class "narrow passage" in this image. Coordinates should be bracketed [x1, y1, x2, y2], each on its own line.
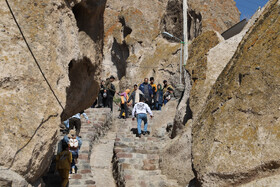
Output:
[90, 115, 118, 187]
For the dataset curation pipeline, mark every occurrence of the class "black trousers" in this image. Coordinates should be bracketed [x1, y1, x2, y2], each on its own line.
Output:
[106, 96, 113, 111]
[69, 118, 81, 136]
[119, 103, 128, 118]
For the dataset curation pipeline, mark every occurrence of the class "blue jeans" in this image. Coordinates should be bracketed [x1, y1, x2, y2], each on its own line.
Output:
[137, 113, 148, 134]
[70, 150, 78, 169]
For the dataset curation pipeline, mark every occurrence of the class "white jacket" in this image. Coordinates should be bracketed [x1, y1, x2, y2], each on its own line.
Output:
[132, 102, 153, 117]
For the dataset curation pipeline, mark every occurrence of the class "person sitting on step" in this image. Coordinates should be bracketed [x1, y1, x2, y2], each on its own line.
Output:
[132, 97, 153, 138]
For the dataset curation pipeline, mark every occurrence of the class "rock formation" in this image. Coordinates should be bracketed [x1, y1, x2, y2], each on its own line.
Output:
[161, 0, 240, 40]
[160, 31, 223, 186]
[161, 0, 272, 185]
[0, 0, 103, 184]
[0, 0, 244, 185]
[102, 0, 240, 91]
[192, 0, 280, 185]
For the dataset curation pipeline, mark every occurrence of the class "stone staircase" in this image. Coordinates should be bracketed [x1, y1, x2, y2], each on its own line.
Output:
[112, 115, 180, 187]
[69, 108, 112, 187]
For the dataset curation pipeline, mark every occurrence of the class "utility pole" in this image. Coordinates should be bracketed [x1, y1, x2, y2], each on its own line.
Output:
[183, 0, 188, 66]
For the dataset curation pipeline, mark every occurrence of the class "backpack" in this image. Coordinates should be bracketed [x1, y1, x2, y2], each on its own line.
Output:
[69, 138, 79, 148]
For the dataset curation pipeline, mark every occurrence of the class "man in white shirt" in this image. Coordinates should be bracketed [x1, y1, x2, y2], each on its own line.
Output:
[132, 97, 153, 138]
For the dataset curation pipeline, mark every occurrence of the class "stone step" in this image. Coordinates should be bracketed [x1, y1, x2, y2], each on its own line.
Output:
[69, 108, 112, 187]
[113, 117, 180, 187]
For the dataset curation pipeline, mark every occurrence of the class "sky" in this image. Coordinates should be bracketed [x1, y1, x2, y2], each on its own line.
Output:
[234, 0, 269, 20]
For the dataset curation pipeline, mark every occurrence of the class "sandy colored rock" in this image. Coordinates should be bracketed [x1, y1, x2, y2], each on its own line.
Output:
[188, 0, 240, 33]
[192, 0, 280, 186]
[160, 119, 194, 186]
[240, 174, 280, 187]
[170, 72, 192, 138]
[162, 0, 240, 40]
[173, 6, 265, 138]
[186, 30, 223, 122]
[0, 0, 103, 184]
[150, 100, 178, 138]
[102, 0, 240, 91]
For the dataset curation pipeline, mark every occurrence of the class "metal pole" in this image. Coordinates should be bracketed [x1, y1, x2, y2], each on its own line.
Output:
[179, 42, 183, 84]
[183, 0, 188, 65]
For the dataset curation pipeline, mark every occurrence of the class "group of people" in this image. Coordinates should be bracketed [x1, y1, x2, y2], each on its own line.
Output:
[117, 77, 174, 118]
[56, 111, 90, 186]
[92, 75, 116, 111]
[55, 76, 174, 186]
[93, 76, 174, 117]
[118, 77, 174, 137]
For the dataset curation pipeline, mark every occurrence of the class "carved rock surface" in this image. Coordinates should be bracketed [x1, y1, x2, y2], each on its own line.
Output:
[0, 0, 103, 184]
[192, 0, 280, 186]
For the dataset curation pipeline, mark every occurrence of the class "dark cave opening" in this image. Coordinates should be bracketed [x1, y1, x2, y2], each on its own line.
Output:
[119, 17, 133, 38]
[61, 57, 99, 121]
[72, 0, 106, 42]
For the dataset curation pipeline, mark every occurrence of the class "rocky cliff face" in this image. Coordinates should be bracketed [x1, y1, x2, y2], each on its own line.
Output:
[162, 0, 240, 41]
[0, 0, 103, 184]
[161, 0, 272, 185]
[160, 31, 222, 186]
[102, 0, 240, 91]
[192, 0, 280, 186]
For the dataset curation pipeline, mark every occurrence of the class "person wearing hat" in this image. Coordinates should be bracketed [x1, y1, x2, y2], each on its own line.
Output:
[162, 80, 174, 95]
[62, 129, 82, 150]
[163, 87, 174, 105]
[105, 75, 116, 111]
[67, 130, 80, 174]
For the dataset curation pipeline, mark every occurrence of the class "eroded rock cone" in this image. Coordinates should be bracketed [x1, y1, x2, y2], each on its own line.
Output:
[192, 0, 280, 186]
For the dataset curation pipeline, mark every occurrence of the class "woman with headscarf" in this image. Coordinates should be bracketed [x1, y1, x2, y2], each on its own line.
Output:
[155, 84, 163, 110]
[118, 89, 130, 119]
